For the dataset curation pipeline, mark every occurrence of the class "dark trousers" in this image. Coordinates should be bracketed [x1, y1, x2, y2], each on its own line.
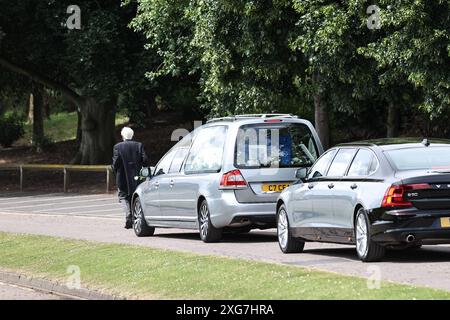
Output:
[118, 190, 132, 221]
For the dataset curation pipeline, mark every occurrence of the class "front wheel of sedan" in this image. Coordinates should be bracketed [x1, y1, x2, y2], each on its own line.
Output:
[133, 197, 155, 237]
[355, 208, 385, 262]
[198, 200, 223, 243]
[277, 204, 305, 253]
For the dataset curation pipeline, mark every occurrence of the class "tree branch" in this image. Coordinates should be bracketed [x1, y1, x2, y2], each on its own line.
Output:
[0, 56, 83, 107]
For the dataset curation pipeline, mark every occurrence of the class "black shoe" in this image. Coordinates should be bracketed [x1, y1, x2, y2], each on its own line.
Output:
[124, 219, 132, 229]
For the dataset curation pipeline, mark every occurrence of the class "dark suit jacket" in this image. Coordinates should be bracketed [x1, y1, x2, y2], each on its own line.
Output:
[112, 140, 149, 198]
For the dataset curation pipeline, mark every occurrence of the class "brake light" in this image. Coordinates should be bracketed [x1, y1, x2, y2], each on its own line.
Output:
[219, 170, 248, 189]
[381, 184, 430, 208]
[264, 119, 283, 123]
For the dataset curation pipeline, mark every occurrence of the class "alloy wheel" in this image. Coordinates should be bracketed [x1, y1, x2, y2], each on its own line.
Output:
[133, 199, 142, 235]
[199, 203, 209, 239]
[278, 208, 289, 249]
[356, 213, 368, 257]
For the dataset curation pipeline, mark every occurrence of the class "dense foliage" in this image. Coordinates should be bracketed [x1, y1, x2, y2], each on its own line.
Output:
[0, 113, 25, 148]
[1, 1, 449, 159]
[131, 0, 450, 145]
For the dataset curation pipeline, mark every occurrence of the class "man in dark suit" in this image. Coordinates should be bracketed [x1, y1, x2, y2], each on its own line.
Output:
[112, 127, 149, 229]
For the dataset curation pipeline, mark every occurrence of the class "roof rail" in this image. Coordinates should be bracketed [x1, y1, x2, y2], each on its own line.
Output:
[207, 114, 297, 123]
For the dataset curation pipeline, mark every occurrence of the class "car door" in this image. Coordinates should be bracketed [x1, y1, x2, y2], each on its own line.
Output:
[293, 149, 337, 231]
[182, 125, 228, 217]
[334, 148, 379, 229]
[317, 148, 357, 235]
[323, 147, 357, 238]
[159, 147, 191, 221]
[142, 149, 176, 222]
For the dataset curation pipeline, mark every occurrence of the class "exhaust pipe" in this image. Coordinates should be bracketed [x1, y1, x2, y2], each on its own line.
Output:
[406, 234, 416, 243]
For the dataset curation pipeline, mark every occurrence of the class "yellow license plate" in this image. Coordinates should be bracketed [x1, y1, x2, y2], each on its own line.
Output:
[261, 184, 290, 193]
[441, 217, 450, 228]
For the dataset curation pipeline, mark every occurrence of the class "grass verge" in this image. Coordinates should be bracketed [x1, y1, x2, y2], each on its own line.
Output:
[0, 232, 448, 299]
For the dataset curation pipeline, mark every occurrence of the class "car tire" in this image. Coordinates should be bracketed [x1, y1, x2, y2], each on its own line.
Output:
[355, 208, 385, 262]
[198, 200, 223, 243]
[277, 204, 305, 253]
[133, 197, 155, 237]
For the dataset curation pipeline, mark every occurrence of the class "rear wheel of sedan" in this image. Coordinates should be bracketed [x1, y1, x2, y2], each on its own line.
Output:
[133, 197, 155, 237]
[277, 204, 305, 253]
[355, 208, 385, 262]
[198, 200, 223, 243]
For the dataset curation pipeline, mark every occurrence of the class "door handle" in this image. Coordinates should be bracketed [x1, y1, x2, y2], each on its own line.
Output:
[308, 184, 314, 189]
[169, 180, 175, 187]
[328, 183, 335, 189]
[350, 183, 358, 190]
[153, 181, 160, 188]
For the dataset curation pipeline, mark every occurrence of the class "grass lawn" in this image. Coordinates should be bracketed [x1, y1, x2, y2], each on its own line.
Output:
[0, 232, 449, 299]
[18, 112, 129, 146]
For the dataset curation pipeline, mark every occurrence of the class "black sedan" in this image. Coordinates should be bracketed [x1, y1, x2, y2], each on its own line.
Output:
[277, 138, 450, 262]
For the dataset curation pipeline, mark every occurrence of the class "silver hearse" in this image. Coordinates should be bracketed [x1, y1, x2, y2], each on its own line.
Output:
[131, 114, 323, 242]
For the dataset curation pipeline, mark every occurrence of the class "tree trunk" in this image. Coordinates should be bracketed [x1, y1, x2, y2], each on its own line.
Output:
[44, 104, 51, 119]
[312, 73, 330, 150]
[314, 94, 330, 150]
[30, 87, 44, 146]
[28, 93, 34, 123]
[0, 57, 116, 164]
[387, 101, 399, 138]
[76, 108, 82, 144]
[71, 98, 116, 164]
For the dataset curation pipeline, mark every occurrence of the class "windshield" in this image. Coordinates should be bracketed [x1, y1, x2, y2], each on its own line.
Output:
[235, 123, 319, 168]
[386, 147, 450, 171]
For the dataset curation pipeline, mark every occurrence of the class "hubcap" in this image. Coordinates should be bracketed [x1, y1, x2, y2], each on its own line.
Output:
[133, 200, 142, 234]
[278, 209, 288, 249]
[199, 203, 209, 238]
[356, 212, 368, 256]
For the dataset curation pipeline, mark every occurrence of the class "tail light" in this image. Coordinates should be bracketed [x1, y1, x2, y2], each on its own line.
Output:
[264, 119, 283, 123]
[219, 170, 248, 189]
[381, 183, 430, 208]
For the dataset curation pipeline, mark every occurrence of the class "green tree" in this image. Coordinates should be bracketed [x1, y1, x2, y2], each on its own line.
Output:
[360, 0, 450, 120]
[0, 0, 149, 163]
[131, 0, 311, 118]
[289, 0, 418, 144]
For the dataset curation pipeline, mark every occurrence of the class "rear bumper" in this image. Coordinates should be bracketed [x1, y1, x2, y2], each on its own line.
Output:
[207, 190, 276, 228]
[370, 208, 450, 245]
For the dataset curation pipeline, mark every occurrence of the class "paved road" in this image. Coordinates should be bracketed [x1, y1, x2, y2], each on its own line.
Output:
[0, 282, 63, 300]
[1, 192, 450, 292]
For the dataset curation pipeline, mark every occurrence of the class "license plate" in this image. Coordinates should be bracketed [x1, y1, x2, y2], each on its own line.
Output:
[441, 217, 450, 228]
[261, 184, 290, 193]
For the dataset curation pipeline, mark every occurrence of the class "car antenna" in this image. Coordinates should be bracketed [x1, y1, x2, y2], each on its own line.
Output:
[422, 138, 430, 147]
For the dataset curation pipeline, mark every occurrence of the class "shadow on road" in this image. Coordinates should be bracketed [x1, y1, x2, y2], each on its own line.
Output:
[154, 230, 450, 262]
[303, 245, 450, 263]
[154, 230, 277, 243]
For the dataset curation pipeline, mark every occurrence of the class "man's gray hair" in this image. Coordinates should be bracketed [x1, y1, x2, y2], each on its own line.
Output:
[121, 127, 134, 140]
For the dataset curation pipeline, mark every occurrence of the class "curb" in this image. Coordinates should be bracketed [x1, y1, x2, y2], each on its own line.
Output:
[0, 270, 125, 300]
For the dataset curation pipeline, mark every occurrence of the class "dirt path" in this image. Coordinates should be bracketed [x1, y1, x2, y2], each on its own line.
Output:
[0, 282, 63, 300]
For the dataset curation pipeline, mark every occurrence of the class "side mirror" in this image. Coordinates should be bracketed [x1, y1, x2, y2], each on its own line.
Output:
[295, 167, 308, 180]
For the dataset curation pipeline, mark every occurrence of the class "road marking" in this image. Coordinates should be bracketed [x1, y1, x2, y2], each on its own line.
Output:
[34, 203, 120, 213]
[0, 211, 122, 221]
[5, 197, 116, 210]
[0, 194, 115, 205]
[42, 209, 122, 215]
[0, 193, 64, 202]
[56, 208, 122, 214]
